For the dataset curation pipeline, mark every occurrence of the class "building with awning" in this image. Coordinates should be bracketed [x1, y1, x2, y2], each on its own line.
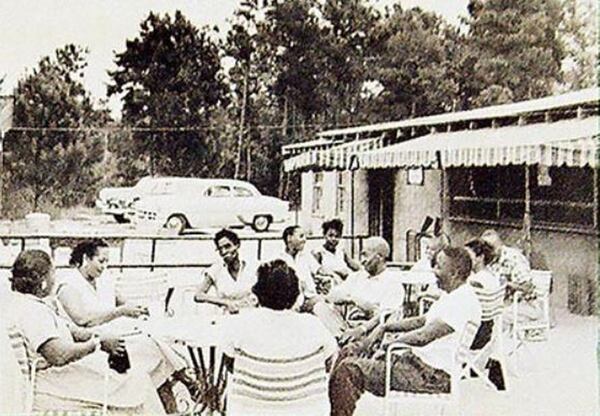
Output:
[282, 87, 599, 315]
[358, 116, 598, 169]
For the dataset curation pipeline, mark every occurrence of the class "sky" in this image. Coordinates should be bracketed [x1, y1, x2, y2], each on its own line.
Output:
[0, 0, 470, 117]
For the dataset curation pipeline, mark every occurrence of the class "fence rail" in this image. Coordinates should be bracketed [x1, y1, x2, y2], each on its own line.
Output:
[0, 232, 369, 270]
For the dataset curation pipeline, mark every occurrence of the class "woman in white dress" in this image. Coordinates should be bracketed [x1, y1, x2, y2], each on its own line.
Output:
[194, 229, 258, 313]
[8, 249, 164, 413]
[56, 239, 193, 412]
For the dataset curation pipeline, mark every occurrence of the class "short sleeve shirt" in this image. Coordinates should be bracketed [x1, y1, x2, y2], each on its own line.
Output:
[56, 270, 114, 324]
[11, 293, 73, 356]
[220, 307, 337, 359]
[204, 259, 258, 300]
[276, 251, 319, 298]
[413, 284, 481, 374]
[468, 268, 503, 292]
[329, 269, 405, 312]
[488, 246, 531, 285]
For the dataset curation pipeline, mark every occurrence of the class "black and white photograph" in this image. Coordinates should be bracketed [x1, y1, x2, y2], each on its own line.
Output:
[0, 0, 598, 415]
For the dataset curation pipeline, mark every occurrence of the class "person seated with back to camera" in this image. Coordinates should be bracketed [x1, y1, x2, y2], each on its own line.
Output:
[194, 228, 258, 314]
[220, 259, 338, 416]
[55, 239, 194, 413]
[273, 225, 349, 337]
[328, 247, 481, 416]
[464, 238, 506, 390]
[311, 219, 361, 294]
[8, 249, 165, 414]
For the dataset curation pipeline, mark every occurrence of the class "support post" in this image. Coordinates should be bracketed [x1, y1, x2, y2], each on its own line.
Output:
[523, 165, 532, 260]
[0, 130, 4, 214]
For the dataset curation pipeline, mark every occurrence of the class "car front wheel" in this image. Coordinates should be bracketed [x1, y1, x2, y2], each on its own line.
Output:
[251, 215, 271, 232]
[165, 214, 187, 234]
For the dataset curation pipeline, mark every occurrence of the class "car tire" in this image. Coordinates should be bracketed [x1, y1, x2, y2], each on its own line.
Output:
[165, 214, 187, 234]
[113, 214, 130, 224]
[251, 215, 271, 232]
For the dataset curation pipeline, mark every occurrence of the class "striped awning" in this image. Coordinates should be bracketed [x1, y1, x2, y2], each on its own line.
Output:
[359, 116, 599, 169]
[284, 135, 386, 171]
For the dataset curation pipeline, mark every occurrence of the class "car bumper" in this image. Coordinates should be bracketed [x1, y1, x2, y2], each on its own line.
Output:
[96, 200, 127, 216]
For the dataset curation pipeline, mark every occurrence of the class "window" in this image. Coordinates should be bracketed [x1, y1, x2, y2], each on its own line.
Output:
[336, 172, 346, 216]
[448, 166, 596, 231]
[233, 186, 254, 197]
[312, 172, 323, 214]
[205, 185, 231, 197]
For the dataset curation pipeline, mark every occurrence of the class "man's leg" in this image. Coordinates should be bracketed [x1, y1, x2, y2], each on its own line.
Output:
[329, 357, 368, 416]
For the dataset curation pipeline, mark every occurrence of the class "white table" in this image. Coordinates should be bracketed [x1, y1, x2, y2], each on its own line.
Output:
[139, 314, 231, 414]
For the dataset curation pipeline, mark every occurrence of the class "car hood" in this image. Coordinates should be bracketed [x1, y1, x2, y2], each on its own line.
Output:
[99, 186, 134, 201]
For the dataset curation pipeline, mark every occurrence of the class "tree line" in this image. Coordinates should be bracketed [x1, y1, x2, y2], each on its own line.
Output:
[1, 0, 597, 218]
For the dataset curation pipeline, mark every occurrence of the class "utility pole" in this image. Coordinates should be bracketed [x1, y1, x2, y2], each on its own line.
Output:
[0, 95, 14, 215]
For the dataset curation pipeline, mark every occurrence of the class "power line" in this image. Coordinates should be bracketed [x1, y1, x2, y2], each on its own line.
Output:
[7, 123, 351, 133]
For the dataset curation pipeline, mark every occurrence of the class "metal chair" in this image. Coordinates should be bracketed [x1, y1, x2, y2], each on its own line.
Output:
[115, 270, 170, 317]
[6, 325, 110, 416]
[227, 345, 330, 416]
[384, 321, 479, 416]
[509, 270, 552, 372]
[461, 283, 509, 391]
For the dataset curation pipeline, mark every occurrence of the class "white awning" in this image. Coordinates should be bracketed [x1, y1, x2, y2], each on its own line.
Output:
[284, 135, 385, 172]
[359, 117, 599, 169]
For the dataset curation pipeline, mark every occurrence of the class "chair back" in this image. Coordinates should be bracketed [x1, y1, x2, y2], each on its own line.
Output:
[530, 270, 552, 297]
[474, 283, 507, 322]
[115, 271, 169, 315]
[5, 325, 39, 413]
[227, 346, 330, 416]
[455, 320, 481, 371]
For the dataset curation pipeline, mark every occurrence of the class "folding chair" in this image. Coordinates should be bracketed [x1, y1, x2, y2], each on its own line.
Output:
[384, 321, 479, 416]
[6, 325, 110, 416]
[115, 271, 170, 317]
[461, 283, 508, 391]
[227, 345, 330, 416]
[509, 270, 552, 372]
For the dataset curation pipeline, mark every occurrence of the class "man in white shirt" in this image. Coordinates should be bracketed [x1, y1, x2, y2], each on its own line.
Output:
[277, 225, 320, 300]
[326, 237, 404, 319]
[329, 246, 481, 416]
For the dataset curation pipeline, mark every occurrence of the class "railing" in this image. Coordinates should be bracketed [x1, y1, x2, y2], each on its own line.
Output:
[0, 232, 369, 271]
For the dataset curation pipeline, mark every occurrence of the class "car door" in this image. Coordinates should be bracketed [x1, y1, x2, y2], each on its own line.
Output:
[229, 185, 258, 225]
[202, 184, 233, 227]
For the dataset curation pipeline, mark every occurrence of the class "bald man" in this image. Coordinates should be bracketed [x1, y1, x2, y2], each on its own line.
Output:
[480, 229, 535, 297]
[325, 237, 405, 320]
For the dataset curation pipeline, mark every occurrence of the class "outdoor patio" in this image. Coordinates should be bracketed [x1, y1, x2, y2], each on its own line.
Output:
[355, 308, 599, 416]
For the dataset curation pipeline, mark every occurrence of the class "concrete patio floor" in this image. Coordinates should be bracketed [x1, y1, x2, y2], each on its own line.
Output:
[355, 308, 599, 416]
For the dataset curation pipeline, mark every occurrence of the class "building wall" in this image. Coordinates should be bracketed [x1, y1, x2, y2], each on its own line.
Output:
[392, 169, 443, 262]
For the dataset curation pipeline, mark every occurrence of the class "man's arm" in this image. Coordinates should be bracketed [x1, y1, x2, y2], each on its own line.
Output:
[383, 315, 426, 333]
[382, 318, 453, 348]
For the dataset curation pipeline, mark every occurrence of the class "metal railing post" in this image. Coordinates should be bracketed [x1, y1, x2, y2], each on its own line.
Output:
[150, 238, 157, 272]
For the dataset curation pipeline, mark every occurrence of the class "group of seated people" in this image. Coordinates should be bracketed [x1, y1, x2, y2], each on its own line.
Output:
[1, 218, 539, 415]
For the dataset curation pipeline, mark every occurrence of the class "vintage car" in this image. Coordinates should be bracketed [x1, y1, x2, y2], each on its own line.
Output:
[131, 178, 290, 233]
[95, 176, 156, 223]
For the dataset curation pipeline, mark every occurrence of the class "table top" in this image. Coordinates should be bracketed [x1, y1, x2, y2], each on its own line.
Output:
[137, 314, 230, 347]
[392, 270, 437, 285]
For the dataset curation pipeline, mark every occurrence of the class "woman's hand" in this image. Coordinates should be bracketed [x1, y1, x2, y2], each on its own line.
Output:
[99, 335, 126, 355]
[118, 304, 148, 318]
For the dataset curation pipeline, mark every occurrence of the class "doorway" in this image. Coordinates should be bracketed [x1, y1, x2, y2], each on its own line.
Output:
[367, 169, 395, 258]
